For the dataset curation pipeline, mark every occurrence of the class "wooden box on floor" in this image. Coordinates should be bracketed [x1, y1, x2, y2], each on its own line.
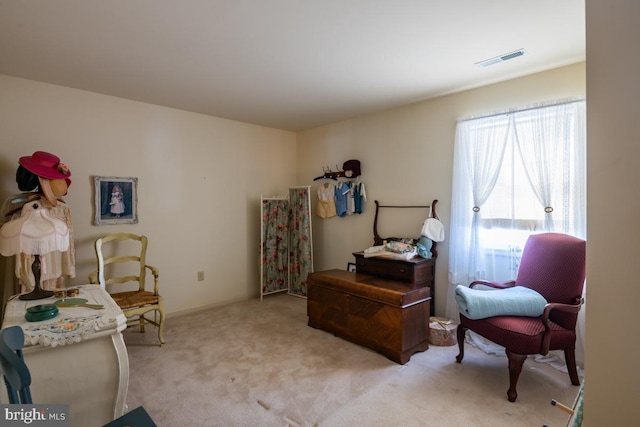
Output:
[307, 269, 431, 364]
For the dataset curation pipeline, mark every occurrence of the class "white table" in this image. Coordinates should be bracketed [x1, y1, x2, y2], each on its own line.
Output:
[1, 285, 129, 427]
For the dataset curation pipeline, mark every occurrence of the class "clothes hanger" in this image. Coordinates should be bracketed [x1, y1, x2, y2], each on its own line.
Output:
[313, 166, 340, 181]
[313, 173, 338, 181]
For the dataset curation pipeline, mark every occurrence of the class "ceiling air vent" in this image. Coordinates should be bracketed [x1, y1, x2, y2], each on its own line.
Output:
[475, 48, 526, 67]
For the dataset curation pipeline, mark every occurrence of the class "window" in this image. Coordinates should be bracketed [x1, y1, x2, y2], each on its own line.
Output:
[446, 100, 586, 319]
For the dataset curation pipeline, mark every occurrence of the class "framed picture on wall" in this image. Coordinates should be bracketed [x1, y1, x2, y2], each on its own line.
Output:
[93, 176, 138, 225]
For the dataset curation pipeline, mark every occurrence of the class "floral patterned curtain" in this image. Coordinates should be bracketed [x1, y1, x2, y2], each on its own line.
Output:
[261, 198, 289, 298]
[288, 187, 313, 297]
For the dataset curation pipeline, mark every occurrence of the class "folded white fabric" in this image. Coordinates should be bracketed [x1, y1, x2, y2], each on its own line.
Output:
[455, 285, 547, 320]
[421, 218, 445, 242]
[364, 245, 385, 254]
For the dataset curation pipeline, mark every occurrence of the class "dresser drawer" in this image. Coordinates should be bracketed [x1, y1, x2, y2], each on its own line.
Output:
[355, 256, 415, 282]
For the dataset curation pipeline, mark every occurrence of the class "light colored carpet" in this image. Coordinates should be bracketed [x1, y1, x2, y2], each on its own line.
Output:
[123, 293, 579, 427]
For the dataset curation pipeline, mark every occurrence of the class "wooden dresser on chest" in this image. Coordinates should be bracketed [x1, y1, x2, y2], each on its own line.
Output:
[353, 252, 436, 315]
[306, 199, 440, 364]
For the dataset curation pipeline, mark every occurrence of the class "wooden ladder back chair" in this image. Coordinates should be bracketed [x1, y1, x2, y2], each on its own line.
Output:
[89, 233, 165, 345]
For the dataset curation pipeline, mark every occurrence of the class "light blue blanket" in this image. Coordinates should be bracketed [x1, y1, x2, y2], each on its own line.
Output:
[455, 285, 547, 320]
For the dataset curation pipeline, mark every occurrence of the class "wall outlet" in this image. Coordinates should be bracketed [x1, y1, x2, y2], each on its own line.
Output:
[197, 271, 204, 281]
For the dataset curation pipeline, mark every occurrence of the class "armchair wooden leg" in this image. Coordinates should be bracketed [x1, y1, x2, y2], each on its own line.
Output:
[564, 348, 580, 386]
[455, 324, 466, 363]
[506, 350, 527, 402]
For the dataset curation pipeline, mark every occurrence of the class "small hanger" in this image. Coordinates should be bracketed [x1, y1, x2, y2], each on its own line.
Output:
[313, 166, 339, 181]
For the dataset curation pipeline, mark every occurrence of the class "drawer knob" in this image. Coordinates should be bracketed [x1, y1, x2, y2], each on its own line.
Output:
[400, 268, 405, 273]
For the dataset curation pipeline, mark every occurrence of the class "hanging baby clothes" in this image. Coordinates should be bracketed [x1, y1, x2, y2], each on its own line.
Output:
[345, 181, 356, 215]
[354, 181, 367, 214]
[316, 182, 337, 218]
[334, 181, 350, 217]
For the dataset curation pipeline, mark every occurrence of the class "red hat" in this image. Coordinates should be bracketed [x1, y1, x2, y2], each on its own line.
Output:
[19, 151, 71, 180]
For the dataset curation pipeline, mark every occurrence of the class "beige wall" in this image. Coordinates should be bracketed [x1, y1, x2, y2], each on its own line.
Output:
[297, 62, 586, 317]
[0, 75, 297, 315]
[585, 1, 640, 424]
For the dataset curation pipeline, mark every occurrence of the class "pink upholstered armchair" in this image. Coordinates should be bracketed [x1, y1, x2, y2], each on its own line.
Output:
[455, 232, 586, 402]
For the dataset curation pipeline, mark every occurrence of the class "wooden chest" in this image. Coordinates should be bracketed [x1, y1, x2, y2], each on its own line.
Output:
[307, 269, 431, 364]
[353, 252, 436, 314]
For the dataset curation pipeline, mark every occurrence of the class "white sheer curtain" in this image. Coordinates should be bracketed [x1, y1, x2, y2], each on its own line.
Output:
[447, 115, 510, 303]
[446, 99, 587, 365]
[514, 102, 586, 235]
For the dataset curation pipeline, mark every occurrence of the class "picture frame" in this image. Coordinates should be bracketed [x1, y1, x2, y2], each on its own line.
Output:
[93, 176, 138, 225]
[347, 262, 356, 272]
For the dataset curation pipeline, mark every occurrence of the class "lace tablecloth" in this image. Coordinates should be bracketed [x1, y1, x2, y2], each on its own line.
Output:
[2, 284, 126, 347]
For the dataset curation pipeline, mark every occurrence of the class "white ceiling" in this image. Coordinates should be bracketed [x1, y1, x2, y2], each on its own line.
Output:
[0, 1, 585, 131]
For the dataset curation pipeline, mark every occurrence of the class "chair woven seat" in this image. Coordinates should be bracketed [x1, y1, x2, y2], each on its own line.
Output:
[112, 291, 160, 310]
